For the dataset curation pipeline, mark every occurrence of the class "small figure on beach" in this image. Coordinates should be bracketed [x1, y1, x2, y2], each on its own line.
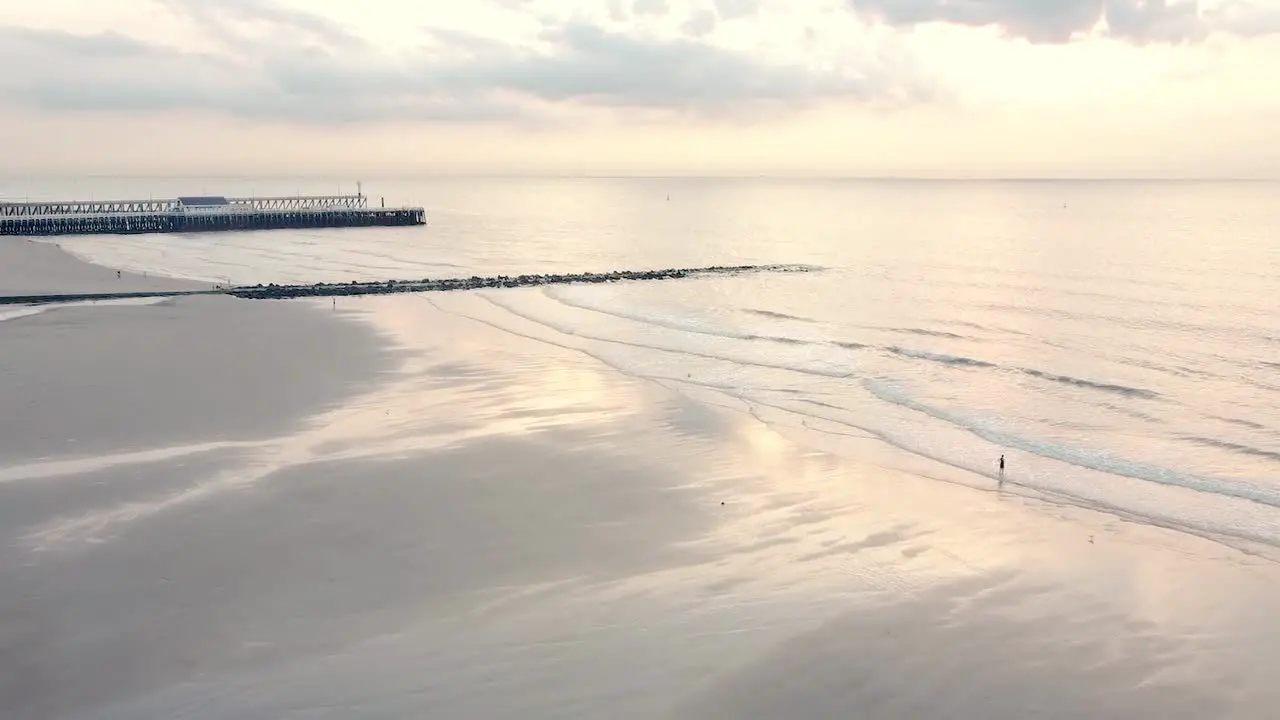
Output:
[116, 270, 121, 279]
[998, 454, 1005, 485]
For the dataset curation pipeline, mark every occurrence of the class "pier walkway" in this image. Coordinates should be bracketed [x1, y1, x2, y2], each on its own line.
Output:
[0, 194, 425, 236]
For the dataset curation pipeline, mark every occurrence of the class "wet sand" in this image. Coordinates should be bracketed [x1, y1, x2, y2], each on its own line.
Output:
[0, 293, 397, 465]
[0, 239, 198, 296]
[3, 241, 1280, 719]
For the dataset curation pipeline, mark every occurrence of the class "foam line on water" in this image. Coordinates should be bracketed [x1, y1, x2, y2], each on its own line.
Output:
[1018, 368, 1161, 400]
[741, 308, 818, 323]
[694, 383, 1280, 554]
[862, 379, 1280, 509]
[545, 285, 1167, 407]
[478, 293, 856, 380]
[512, 288, 1177, 421]
[1180, 436, 1280, 464]
[430, 290, 1280, 554]
[885, 346, 998, 368]
[543, 286, 815, 346]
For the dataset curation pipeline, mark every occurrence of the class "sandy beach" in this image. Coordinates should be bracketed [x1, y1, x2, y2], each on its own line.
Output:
[3, 237, 1280, 719]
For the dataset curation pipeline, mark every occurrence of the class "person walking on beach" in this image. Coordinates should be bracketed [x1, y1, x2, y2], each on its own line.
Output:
[998, 454, 1005, 484]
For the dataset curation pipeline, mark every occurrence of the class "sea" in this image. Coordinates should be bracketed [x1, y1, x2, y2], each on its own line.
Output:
[11, 176, 1280, 556]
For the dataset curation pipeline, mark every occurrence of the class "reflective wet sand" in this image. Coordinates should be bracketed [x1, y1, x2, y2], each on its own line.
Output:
[3, 241, 1280, 719]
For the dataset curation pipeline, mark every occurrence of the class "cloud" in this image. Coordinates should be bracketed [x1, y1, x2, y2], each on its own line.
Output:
[715, 0, 762, 21]
[682, 9, 719, 36]
[606, 0, 629, 22]
[0, 2, 934, 126]
[845, 0, 1217, 44]
[469, 22, 930, 113]
[159, 0, 368, 53]
[1207, 0, 1280, 36]
[632, 0, 670, 17]
[0, 25, 532, 125]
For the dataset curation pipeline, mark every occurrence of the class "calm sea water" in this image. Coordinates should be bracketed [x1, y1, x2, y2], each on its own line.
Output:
[18, 177, 1280, 553]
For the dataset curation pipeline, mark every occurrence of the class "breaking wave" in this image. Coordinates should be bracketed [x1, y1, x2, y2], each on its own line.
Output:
[543, 287, 814, 346]
[1018, 368, 1161, 400]
[863, 379, 1280, 509]
[742, 308, 816, 323]
[885, 347, 998, 368]
[1181, 436, 1280, 464]
[875, 326, 972, 340]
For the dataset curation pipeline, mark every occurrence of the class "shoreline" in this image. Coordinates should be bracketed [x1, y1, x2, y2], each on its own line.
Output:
[0, 238, 202, 296]
[3, 240, 1279, 718]
[0, 237, 400, 474]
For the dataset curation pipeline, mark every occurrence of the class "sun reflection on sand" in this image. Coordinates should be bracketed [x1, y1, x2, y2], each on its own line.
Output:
[12, 283, 1280, 717]
[20, 295, 652, 551]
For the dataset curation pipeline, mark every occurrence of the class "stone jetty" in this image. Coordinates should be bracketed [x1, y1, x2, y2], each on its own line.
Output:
[0, 264, 818, 306]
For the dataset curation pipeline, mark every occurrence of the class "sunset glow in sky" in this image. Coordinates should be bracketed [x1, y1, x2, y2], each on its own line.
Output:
[1, 0, 1278, 176]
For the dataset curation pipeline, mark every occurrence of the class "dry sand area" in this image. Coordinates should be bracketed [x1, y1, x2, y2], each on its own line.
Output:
[2, 237, 1280, 719]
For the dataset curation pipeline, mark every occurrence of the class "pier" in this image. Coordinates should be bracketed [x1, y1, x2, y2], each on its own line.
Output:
[0, 194, 425, 237]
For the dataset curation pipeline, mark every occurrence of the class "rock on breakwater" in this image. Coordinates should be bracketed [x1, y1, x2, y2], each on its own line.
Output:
[0, 264, 819, 306]
[228, 264, 817, 299]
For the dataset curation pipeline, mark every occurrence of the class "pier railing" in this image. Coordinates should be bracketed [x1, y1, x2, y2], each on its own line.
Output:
[0, 193, 424, 236]
[0, 194, 370, 217]
[228, 195, 367, 211]
[0, 199, 179, 216]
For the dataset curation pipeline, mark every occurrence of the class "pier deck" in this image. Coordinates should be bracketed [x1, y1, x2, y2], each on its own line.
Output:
[0, 194, 425, 237]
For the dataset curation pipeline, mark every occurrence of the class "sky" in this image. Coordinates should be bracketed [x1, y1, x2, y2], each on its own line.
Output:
[0, 0, 1278, 177]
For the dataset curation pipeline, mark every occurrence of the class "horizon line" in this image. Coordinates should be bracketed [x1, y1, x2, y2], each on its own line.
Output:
[1, 173, 1277, 183]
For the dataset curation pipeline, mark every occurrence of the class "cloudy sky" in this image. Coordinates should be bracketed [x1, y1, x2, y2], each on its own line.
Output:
[1, 0, 1278, 177]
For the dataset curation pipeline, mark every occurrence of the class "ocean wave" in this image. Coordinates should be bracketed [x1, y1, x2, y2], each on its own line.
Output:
[1114, 355, 1196, 379]
[1100, 402, 1163, 424]
[882, 327, 971, 340]
[980, 301, 1268, 342]
[946, 319, 1029, 336]
[542, 287, 814, 347]
[713, 388, 1280, 553]
[863, 379, 1280, 509]
[1210, 415, 1268, 431]
[876, 345, 1161, 403]
[480, 294, 856, 380]
[1019, 368, 1160, 400]
[1181, 436, 1280, 464]
[1239, 376, 1280, 394]
[742, 308, 815, 323]
[543, 285, 1168, 409]
[886, 347, 997, 368]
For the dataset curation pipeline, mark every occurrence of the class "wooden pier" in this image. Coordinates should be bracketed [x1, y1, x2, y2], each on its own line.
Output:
[0, 194, 425, 237]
